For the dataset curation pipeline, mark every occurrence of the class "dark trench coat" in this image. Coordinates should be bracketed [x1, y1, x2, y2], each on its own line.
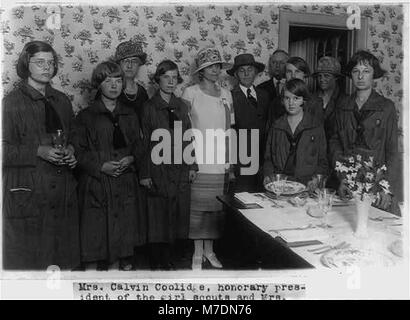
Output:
[2, 82, 80, 270]
[263, 111, 329, 185]
[73, 99, 146, 263]
[329, 90, 400, 213]
[140, 92, 197, 243]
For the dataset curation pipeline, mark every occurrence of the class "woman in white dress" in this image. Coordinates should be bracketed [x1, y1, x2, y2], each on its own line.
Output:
[182, 47, 234, 270]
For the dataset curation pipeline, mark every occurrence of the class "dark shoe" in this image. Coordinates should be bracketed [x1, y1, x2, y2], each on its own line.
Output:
[96, 261, 109, 271]
[119, 258, 133, 271]
[160, 262, 176, 271]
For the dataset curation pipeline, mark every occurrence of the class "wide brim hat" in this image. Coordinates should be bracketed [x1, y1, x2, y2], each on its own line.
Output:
[226, 53, 265, 76]
[193, 47, 231, 74]
[115, 40, 147, 65]
[312, 56, 343, 77]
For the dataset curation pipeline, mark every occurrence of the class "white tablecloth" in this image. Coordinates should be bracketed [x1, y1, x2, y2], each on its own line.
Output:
[238, 196, 404, 269]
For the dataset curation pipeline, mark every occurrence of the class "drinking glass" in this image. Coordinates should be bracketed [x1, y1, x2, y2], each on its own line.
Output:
[315, 174, 328, 191]
[317, 188, 336, 229]
[271, 174, 287, 198]
[51, 130, 67, 164]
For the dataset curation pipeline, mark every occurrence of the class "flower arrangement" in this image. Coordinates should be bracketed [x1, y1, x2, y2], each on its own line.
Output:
[335, 154, 391, 203]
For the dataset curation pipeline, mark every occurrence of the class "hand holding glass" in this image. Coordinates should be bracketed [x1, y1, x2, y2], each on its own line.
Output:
[51, 130, 67, 164]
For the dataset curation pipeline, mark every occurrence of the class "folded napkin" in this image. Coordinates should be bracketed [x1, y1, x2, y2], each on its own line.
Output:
[234, 192, 261, 205]
[277, 228, 329, 243]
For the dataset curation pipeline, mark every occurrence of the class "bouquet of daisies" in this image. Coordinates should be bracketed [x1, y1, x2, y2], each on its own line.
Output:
[335, 154, 391, 202]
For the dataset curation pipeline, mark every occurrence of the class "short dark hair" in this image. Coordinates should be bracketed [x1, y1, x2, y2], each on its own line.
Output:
[345, 50, 386, 79]
[287, 56, 311, 76]
[16, 40, 59, 79]
[271, 49, 289, 57]
[153, 60, 183, 84]
[282, 78, 310, 100]
[91, 61, 123, 88]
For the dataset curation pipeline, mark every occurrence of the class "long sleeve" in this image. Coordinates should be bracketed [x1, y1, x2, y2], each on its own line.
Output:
[384, 102, 399, 191]
[316, 127, 329, 175]
[72, 113, 107, 179]
[328, 110, 344, 168]
[2, 96, 39, 167]
[139, 102, 153, 180]
[263, 127, 275, 177]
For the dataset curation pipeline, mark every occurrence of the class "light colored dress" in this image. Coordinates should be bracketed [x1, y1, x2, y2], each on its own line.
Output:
[182, 84, 234, 239]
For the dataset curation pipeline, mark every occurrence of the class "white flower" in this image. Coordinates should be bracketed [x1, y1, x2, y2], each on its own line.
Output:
[364, 183, 373, 192]
[379, 179, 390, 192]
[356, 154, 362, 162]
[335, 161, 349, 173]
[365, 172, 375, 180]
[348, 157, 354, 163]
[379, 165, 387, 171]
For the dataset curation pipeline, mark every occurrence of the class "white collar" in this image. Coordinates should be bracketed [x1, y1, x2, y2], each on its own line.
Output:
[239, 84, 257, 100]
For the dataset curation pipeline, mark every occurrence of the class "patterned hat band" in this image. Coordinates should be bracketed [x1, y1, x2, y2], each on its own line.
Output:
[115, 40, 147, 64]
[193, 47, 231, 74]
[313, 56, 343, 76]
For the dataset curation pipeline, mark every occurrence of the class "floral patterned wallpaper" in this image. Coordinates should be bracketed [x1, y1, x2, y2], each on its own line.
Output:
[1, 4, 404, 144]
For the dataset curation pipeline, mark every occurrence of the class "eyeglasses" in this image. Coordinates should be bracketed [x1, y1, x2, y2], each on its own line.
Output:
[121, 58, 141, 66]
[30, 59, 56, 69]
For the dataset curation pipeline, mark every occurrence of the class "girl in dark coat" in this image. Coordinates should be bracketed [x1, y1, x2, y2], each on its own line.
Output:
[264, 79, 328, 187]
[139, 60, 197, 270]
[2, 40, 80, 270]
[74, 61, 145, 270]
[329, 50, 399, 214]
[268, 56, 322, 126]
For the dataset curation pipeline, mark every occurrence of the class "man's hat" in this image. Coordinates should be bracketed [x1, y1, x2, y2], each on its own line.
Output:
[226, 53, 265, 76]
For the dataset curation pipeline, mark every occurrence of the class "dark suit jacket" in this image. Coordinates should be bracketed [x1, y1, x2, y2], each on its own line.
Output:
[257, 77, 278, 102]
[231, 85, 271, 191]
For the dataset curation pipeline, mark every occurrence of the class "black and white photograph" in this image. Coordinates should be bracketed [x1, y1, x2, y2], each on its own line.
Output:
[0, 0, 408, 300]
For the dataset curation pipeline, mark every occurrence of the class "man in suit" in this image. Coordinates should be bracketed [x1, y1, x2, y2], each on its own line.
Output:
[257, 49, 289, 101]
[227, 53, 271, 192]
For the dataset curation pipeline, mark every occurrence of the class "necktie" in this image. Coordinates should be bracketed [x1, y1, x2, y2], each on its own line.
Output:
[247, 88, 257, 108]
[283, 129, 304, 177]
[41, 97, 63, 134]
[275, 81, 281, 97]
[353, 104, 372, 149]
[103, 112, 127, 150]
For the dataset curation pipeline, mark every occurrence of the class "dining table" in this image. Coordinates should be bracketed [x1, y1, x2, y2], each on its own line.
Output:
[217, 192, 404, 270]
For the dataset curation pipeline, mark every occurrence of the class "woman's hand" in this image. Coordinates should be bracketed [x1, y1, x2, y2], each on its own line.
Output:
[139, 178, 153, 189]
[37, 145, 64, 165]
[116, 156, 134, 174]
[189, 170, 197, 183]
[307, 177, 318, 194]
[263, 175, 272, 186]
[101, 161, 121, 177]
[375, 193, 392, 210]
[61, 145, 77, 169]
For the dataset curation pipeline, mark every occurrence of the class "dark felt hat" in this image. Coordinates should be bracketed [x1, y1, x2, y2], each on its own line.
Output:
[226, 53, 265, 76]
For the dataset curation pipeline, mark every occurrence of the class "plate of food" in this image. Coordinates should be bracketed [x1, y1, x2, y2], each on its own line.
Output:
[265, 180, 306, 196]
[321, 248, 395, 268]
